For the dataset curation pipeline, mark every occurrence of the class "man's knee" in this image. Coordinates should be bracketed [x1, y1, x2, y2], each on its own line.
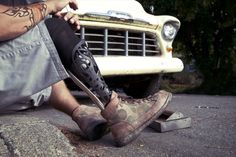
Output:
[45, 18, 70, 38]
[45, 17, 80, 68]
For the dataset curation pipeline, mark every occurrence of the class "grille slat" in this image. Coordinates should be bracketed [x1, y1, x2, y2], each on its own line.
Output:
[90, 48, 104, 51]
[128, 43, 143, 46]
[128, 49, 143, 52]
[76, 27, 161, 56]
[108, 42, 125, 45]
[128, 37, 143, 40]
[108, 35, 125, 38]
[108, 48, 125, 51]
[86, 34, 104, 37]
[87, 41, 104, 44]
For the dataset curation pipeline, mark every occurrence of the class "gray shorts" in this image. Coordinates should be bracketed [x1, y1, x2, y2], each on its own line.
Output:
[0, 21, 69, 112]
[0, 87, 52, 114]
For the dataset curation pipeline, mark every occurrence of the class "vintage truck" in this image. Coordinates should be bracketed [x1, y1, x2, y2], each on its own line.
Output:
[63, 0, 184, 97]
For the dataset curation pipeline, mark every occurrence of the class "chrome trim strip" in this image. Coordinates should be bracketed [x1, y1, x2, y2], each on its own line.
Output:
[142, 32, 146, 56]
[104, 28, 108, 56]
[80, 27, 85, 39]
[125, 30, 128, 56]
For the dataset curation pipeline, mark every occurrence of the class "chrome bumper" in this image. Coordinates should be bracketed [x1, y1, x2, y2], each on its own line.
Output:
[94, 56, 184, 76]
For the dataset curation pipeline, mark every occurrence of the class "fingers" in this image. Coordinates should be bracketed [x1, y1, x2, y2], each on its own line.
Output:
[74, 19, 80, 30]
[63, 12, 76, 23]
[63, 12, 80, 30]
[54, 12, 63, 18]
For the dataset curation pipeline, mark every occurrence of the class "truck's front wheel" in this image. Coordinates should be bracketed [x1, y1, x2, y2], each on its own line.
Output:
[123, 74, 162, 98]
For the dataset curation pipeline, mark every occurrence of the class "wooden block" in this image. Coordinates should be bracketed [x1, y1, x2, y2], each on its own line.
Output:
[149, 110, 191, 132]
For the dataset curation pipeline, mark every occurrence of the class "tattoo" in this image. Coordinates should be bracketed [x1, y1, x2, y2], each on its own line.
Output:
[2, 3, 47, 31]
[3, 7, 31, 17]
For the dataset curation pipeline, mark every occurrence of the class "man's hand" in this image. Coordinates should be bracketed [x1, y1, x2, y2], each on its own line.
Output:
[55, 12, 80, 30]
[47, 0, 80, 30]
[46, 0, 78, 14]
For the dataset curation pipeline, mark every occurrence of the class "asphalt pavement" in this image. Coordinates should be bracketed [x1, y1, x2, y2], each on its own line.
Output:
[0, 93, 235, 157]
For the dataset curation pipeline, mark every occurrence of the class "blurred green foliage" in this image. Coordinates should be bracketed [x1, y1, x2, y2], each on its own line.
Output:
[137, 0, 236, 95]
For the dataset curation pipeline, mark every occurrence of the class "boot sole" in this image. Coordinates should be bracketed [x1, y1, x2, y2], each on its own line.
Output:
[114, 92, 172, 147]
[85, 122, 110, 141]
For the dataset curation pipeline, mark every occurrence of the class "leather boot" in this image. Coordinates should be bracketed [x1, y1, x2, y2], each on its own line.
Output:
[101, 90, 172, 146]
[72, 105, 109, 140]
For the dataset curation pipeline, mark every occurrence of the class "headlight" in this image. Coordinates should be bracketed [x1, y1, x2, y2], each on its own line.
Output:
[162, 22, 177, 40]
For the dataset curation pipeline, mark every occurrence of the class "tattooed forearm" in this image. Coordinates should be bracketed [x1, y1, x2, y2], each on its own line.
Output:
[3, 7, 31, 17]
[2, 3, 47, 30]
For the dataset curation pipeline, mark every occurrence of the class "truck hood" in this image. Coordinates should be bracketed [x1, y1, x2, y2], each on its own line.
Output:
[63, 0, 179, 25]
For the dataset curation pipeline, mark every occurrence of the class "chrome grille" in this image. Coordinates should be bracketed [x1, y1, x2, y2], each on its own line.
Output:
[75, 26, 161, 56]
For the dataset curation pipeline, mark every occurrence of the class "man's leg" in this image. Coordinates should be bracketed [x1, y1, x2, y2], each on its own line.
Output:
[45, 18, 172, 146]
[49, 80, 78, 115]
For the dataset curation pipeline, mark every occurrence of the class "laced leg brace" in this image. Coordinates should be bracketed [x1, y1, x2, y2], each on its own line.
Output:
[69, 40, 112, 107]
[69, 40, 111, 108]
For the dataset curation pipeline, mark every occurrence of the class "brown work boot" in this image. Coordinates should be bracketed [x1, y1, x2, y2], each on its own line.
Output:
[72, 105, 109, 140]
[101, 90, 172, 147]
